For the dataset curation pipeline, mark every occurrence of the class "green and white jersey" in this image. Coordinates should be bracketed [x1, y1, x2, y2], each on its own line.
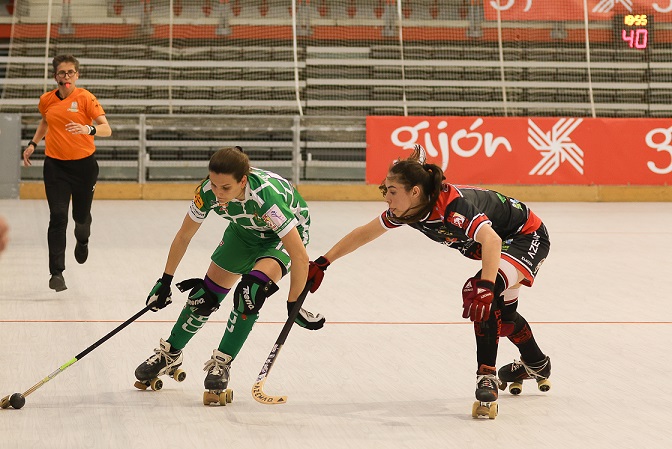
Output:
[188, 167, 310, 243]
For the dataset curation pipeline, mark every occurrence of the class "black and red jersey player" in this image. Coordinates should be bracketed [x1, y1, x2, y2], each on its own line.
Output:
[307, 145, 552, 418]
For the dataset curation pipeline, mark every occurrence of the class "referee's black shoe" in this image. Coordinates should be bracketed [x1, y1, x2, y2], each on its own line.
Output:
[49, 273, 67, 292]
[75, 241, 88, 264]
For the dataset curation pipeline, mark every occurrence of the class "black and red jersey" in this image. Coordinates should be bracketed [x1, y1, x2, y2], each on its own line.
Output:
[379, 184, 542, 260]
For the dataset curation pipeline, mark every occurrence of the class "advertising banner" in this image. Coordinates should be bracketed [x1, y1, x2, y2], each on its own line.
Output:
[366, 116, 672, 185]
[483, 0, 672, 22]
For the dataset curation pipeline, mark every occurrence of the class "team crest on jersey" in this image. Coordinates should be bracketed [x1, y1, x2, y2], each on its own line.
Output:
[262, 204, 286, 230]
[448, 211, 468, 228]
[67, 102, 79, 112]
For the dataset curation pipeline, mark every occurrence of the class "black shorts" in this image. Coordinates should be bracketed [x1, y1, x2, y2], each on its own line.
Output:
[500, 223, 550, 287]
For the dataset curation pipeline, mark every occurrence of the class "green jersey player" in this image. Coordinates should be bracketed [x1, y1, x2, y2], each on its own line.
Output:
[134, 147, 324, 405]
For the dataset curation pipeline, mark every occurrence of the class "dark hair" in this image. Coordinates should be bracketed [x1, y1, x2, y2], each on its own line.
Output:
[379, 146, 445, 224]
[52, 55, 80, 74]
[208, 146, 249, 181]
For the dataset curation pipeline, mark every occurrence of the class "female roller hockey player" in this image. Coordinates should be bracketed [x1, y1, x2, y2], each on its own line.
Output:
[135, 147, 324, 405]
[307, 145, 551, 418]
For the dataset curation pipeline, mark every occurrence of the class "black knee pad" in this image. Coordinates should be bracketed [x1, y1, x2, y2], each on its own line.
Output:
[176, 278, 220, 316]
[233, 273, 279, 315]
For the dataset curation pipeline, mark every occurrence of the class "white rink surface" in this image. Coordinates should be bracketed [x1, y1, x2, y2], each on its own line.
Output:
[0, 198, 671, 449]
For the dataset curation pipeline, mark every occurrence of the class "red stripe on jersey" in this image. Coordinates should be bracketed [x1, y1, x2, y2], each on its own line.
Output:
[520, 210, 542, 235]
[380, 210, 402, 229]
[431, 184, 462, 221]
[466, 213, 491, 240]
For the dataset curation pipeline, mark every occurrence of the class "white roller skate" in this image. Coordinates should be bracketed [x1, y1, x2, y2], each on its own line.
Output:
[134, 338, 186, 391]
[498, 355, 551, 395]
[202, 349, 234, 406]
[472, 364, 500, 419]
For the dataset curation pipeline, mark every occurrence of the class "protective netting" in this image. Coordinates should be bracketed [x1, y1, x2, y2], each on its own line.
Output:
[1, 0, 671, 118]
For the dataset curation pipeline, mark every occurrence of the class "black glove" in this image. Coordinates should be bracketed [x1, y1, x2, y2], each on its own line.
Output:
[307, 256, 330, 293]
[287, 301, 325, 330]
[146, 273, 173, 312]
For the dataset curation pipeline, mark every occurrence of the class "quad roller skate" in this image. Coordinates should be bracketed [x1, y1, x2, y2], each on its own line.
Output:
[498, 355, 551, 395]
[134, 339, 186, 391]
[472, 364, 500, 419]
[202, 349, 234, 406]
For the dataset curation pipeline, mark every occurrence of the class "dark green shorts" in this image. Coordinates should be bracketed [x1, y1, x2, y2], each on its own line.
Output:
[211, 224, 291, 276]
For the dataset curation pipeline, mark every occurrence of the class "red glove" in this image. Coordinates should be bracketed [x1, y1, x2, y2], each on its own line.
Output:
[307, 256, 330, 293]
[461, 277, 495, 322]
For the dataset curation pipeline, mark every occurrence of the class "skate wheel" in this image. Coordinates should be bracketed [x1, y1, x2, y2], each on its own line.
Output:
[133, 380, 149, 391]
[472, 401, 497, 419]
[509, 382, 522, 395]
[150, 378, 163, 391]
[537, 379, 551, 392]
[221, 389, 233, 404]
[471, 401, 480, 418]
[203, 391, 220, 406]
[0, 396, 10, 409]
[173, 369, 187, 383]
[498, 381, 507, 391]
[488, 402, 498, 419]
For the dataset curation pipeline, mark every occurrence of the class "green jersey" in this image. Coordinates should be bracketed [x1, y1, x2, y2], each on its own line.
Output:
[188, 168, 310, 243]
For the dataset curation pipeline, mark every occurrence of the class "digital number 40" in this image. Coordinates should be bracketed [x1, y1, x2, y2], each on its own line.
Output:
[622, 28, 648, 49]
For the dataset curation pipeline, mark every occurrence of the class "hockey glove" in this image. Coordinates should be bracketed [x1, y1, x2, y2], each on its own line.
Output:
[147, 273, 173, 312]
[307, 256, 330, 293]
[461, 277, 495, 322]
[287, 301, 325, 331]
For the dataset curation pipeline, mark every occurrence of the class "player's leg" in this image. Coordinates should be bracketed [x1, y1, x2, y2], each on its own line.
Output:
[497, 227, 552, 392]
[69, 155, 98, 265]
[43, 158, 72, 291]
[472, 270, 508, 403]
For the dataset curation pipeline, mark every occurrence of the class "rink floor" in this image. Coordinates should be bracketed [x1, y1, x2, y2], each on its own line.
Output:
[0, 198, 670, 449]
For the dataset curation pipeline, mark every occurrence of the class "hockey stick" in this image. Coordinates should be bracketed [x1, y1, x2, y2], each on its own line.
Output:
[252, 281, 313, 404]
[1, 304, 153, 409]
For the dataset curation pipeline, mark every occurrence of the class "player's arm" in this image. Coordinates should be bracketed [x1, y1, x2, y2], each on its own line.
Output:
[164, 213, 202, 276]
[461, 223, 502, 322]
[473, 224, 502, 283]
[146, 213, 201, 312]
[281, 226, 309, 303]
[323, 217, 387, 263]
[307, 217, 387, 293]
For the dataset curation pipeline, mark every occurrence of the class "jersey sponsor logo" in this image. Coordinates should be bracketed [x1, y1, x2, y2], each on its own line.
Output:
[189, 203, 206, 220]
[194, 193, 204, 209]
[262, 204, 286, 231]
[67, 101, 79, 113]
[448, 211, 468, 228]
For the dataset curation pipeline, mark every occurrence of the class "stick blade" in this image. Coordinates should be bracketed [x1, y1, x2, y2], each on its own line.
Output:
[252, 378, 287, 404]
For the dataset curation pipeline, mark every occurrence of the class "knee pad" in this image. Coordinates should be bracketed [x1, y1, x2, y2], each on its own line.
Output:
[176, 278, 220, 316]
[500, 296, 523, 337]
[233, 273, 279, 315]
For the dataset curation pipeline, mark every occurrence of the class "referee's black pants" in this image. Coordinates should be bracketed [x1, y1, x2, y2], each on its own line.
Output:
[43, 155, 99, 275]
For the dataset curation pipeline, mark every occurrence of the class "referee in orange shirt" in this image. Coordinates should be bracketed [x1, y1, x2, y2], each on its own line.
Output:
[23, 55, 112, 292]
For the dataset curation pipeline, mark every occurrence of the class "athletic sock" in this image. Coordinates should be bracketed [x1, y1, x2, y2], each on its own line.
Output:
[218, 309, 258, 359]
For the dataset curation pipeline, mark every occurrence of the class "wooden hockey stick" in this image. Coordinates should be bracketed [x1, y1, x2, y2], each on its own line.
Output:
[1, 305, 153, 409]
[252, 281, 313, 404]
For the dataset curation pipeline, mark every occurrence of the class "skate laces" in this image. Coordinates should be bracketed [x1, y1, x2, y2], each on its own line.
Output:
[516, 358, 548, 379]
[147, 345, 180, 366]
[204, 356, 230, 377]
[477, 373, 500, 390]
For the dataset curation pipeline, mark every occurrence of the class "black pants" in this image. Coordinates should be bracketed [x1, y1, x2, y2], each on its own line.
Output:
[43, 155, 99, 275]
